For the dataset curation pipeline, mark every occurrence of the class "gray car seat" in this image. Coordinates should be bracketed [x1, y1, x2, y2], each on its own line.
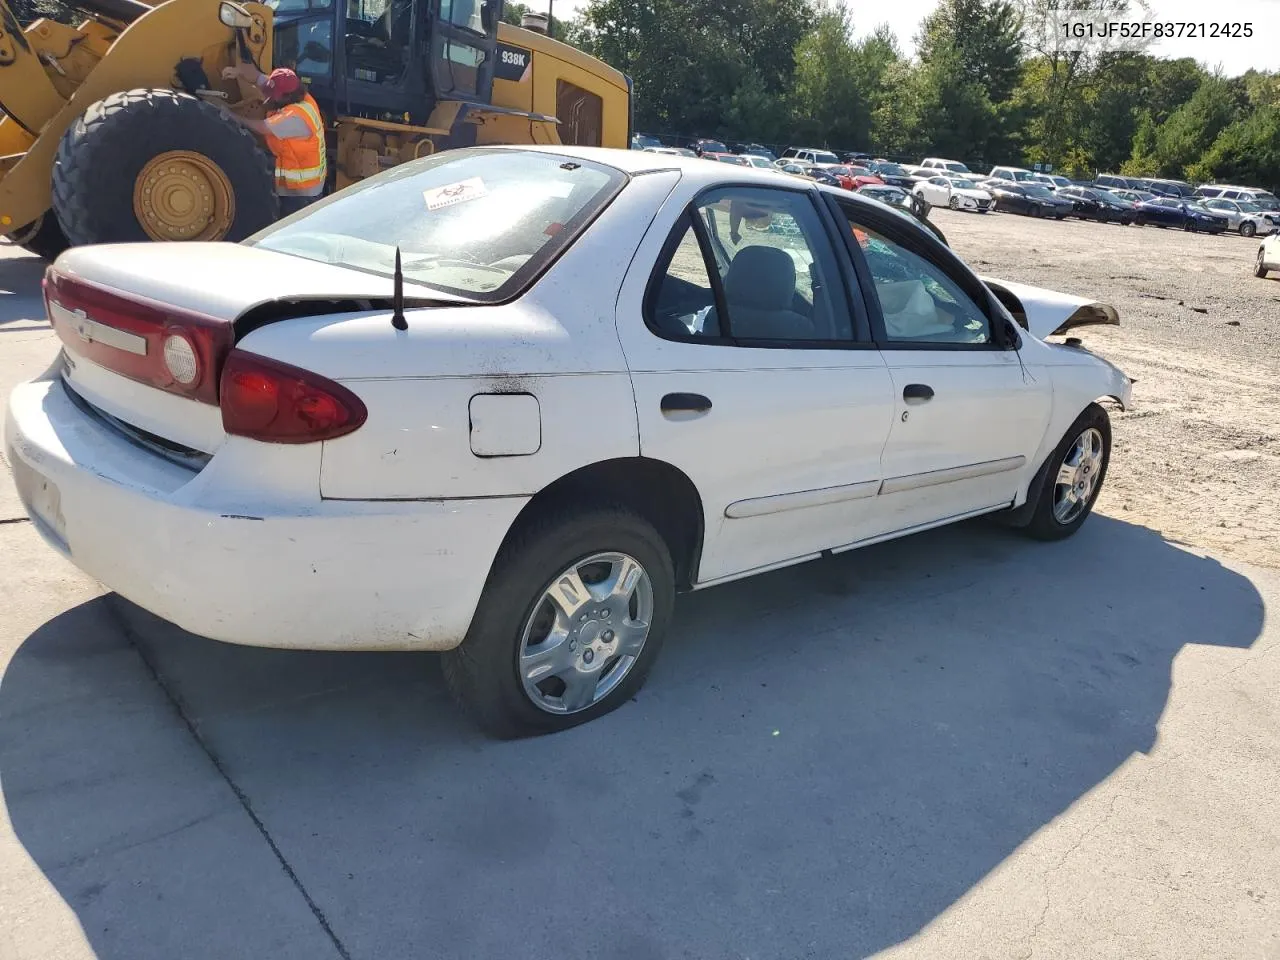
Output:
[723, 245, 813, 339]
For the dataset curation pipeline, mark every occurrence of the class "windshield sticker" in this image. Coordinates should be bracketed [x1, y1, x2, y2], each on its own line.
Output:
[424, 177, 488, 211]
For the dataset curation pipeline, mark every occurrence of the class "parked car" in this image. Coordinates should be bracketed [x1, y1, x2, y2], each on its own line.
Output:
[1055, 186, 1136, 225]
[1145, 178, 1197, 198]
[840, 151, 874, 164]
[644, 146, 698, 158]
[866, 161, 917, 189]
[741, 154, 777, 170]
[1112, 189, 1156, 205]
[824, 165, 883, 190]
[988, 166, 1037, 184]
[779, 147, 842, 166]
[631, 133, 663, 151]
[1028, 173, 1062, 190]
[1093, 174, 1139, 191]
[914, 175, 993, 212]
[986, 182, 1072, 218]
[692, 138, 730, 157]
[1134, 196, 1229, 233]
[6, 145, 1133, 736]
[1196, 184, 1280, 211]
[798, 164, 844, 187]
[707, 153, 751, 167]
[918, 157, 975, 177]
[1254, 231, 1280, 277]
[1200, 197, 1277, 236]
[740, 144, 777, 162]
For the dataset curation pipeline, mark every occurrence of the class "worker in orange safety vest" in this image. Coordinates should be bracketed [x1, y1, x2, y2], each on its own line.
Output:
[221, 65, 328, 217]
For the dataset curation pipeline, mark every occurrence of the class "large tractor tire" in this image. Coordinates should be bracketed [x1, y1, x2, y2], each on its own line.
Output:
[9, 213, 69, 261]
[52, 88, 278, 247]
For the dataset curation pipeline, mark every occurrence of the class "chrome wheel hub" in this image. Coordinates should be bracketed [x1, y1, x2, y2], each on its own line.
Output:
[1053, 427, 1105, 524]
[518, 552, 653, 715]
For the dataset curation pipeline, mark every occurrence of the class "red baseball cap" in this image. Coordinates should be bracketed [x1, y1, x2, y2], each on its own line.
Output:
[262, 68, 301, 98]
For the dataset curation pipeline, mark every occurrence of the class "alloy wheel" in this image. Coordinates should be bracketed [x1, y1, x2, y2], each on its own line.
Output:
[1052, 427, 1106, 525]
[517, 552, 654, 715]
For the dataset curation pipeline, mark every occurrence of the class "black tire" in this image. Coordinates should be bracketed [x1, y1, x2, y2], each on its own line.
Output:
[442, 506, 676, 739]
[52, 88, 278, 247]
[1021, 403, 1112, 542]
[949, 195, 960, 210]
[1184, 220, 1195, 232]
[1254, 246, 1268, 278]
[10, 213, 69, 260]
[1241, 221, 1256, 238]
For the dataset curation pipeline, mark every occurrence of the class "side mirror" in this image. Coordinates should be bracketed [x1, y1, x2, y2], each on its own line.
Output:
[219, 0, 255, 28]
[480, 0, 495, 32]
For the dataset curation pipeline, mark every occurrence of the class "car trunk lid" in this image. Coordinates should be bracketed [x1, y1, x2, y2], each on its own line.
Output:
[44, 242, 444, 457]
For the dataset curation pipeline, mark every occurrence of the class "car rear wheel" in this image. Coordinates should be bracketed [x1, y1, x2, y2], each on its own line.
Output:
[1255, 247, 1269, 278]
[442, 506, 675, 738]
[1241, 221, 1256, 237]
[1184, 220, 1196, 232]
[1021, 404, 1111, 542]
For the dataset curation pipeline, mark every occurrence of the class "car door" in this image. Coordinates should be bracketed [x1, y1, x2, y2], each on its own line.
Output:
[615, 182, 896, 586]
[824, 195, 1054, 537]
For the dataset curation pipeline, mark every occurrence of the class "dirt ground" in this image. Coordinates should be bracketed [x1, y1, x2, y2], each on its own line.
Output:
[933, 207, 1280, 568]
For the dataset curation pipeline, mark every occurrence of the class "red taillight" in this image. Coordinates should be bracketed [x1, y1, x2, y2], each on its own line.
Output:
[43, 269, 232, 405]
[220, 350, 367, 444]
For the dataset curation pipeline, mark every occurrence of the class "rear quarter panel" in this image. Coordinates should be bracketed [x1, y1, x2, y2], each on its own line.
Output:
[232, 170, 682, 500]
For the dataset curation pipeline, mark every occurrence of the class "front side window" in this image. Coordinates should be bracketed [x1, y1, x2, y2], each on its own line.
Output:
[646, 187, 853, 344]
[248, 149, 625, 301]
[274, 17, 334, 81]
[834, 210, 990, 346]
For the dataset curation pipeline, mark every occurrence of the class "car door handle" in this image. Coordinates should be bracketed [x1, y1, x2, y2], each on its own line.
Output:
[661, 392, 712, 415]
[903, 383, 934, 404]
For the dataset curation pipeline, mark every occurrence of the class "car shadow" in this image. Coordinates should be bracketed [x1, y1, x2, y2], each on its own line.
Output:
[0, 515, 1265, 960]
[0, 251, 50, 327]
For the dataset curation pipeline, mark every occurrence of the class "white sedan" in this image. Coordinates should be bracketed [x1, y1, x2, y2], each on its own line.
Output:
[914, 175, 994, 212]
[6, 146, 1132, 738]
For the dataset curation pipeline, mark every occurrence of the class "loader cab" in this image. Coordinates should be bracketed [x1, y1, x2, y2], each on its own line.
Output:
[270, 0, 501, 127]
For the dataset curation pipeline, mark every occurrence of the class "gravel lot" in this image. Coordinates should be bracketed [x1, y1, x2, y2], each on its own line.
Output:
[935, 207, 1280, 569]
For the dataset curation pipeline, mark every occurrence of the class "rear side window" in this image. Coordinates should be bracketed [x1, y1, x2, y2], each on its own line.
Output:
[246, 148, 625, 302]
[646, 187, 855, 345]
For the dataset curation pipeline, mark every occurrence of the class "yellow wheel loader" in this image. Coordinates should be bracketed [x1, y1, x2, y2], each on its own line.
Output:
[0, 0, 632, 258]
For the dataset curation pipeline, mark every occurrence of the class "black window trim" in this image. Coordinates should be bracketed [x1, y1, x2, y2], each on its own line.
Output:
[823, 191, 1017, 353]
[640, 181, 871, 351]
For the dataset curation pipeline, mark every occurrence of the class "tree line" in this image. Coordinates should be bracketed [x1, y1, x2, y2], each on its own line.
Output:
[507, 0, 1280, 187]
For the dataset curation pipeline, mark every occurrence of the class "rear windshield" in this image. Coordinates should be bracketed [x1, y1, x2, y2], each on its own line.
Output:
[812, 150, 840, 164]
[245, 149, 626, 301]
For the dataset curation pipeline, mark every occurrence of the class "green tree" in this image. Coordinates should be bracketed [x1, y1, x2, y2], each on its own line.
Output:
[576, 0, 812, 138]
[914, 0, 1024, 164]
[1139, 73, 1245, 177]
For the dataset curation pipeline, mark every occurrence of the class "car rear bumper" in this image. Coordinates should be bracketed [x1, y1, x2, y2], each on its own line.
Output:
[5, 376, 526, 651]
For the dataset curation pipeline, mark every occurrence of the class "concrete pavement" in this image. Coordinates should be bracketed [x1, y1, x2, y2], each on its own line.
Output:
[1, 243, 1277, 959]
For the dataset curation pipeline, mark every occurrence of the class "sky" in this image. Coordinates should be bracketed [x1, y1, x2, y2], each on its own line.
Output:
[550, 0, 1278, 76]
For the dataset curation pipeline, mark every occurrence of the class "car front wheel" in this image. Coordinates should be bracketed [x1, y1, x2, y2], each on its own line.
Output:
[1255, 246, 1269, 278]
[1022, 404, 1112, 541]
[442, 506, 675, 738]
